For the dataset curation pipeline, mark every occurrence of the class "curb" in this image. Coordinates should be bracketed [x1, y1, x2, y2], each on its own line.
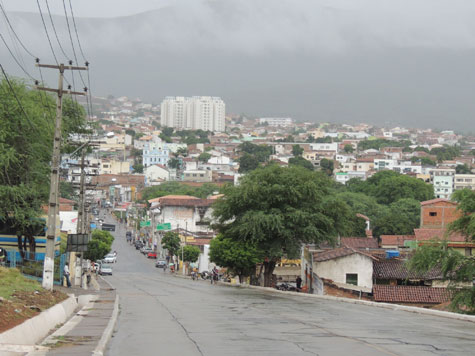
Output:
[92, 276, 119, 356]
[218, 282, 475, 323]
[0, 294, 78, 352]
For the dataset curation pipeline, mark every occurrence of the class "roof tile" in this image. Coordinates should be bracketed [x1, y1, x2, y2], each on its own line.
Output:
[373, 285, 450, 304]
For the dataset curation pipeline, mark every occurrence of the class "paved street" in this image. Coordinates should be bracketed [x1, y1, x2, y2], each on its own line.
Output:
[105, 217, 475, 356]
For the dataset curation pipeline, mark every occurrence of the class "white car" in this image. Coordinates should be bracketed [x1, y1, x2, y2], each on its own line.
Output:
[99, 263, 113, 275]
[103, 253, 117, 263]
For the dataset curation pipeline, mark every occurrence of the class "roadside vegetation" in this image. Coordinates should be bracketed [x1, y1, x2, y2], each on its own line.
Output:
[0, 267, 67, 333]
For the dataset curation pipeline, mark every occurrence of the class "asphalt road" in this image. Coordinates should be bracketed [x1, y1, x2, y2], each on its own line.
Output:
[104, 216, 475, 356]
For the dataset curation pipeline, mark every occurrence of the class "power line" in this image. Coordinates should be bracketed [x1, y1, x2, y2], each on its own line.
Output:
[0, 63, 35, 129]
[36, 0, 58, 65]
[0, 2, 36, 58]
[68, 0, 87, 62]
[45, 0, 70, 61]
[68, 0, 94, 119]
[0, 31, 36, 81]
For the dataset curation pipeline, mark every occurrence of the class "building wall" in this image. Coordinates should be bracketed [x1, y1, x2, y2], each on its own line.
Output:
[420, 201, 460, 229]
[144, 165, 169, 183]
[313, 253, 373, 289]
[160, 96, 225, 132]
[454, 174, 475, 191]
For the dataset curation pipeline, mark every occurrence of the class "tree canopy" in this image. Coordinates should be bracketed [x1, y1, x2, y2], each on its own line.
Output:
[212, 165, 351, 286]
[0, 79, 88, 235]
[84, 230, 114, 261]
[140, 182, 218, 202]
[182, 245, 200, 263]
[161, 232, 180, 257]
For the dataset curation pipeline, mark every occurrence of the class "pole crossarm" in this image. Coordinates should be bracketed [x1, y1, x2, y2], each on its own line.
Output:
[36, 63, 87, 71]
[36, 86, 86, 96]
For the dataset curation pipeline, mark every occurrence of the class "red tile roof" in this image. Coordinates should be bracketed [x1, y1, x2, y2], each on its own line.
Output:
[380, 235, 415, 246]
[148, 195, 214, 207]
[313, 247, 376, 262]
[373, 285, 450, 304]
[341, 237, 379, 249]
[420, 198, 456, 206]
[414, 228, 467, 242]
[373, 259, 442, 280]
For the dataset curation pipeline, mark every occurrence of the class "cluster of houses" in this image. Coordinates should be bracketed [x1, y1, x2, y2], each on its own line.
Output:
[53, 94, 475, 306]
[301, 198, 472, 306]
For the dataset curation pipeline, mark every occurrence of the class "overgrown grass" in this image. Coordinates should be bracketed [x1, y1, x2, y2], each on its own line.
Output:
[0, 267, 41, 299]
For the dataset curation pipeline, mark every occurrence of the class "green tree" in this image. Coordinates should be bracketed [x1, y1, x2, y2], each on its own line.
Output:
[125, 129, 136, 137]
[162, 232, 180, 257]
[84, 230, 114, 261]
[140, 182, 218, 202]
[60, 181, 76, 202]
[292, 144, 304, 157]
[348, 171, 434, 204]
[238, 153, 260, 173]
[320, 158, 334, 176]
[198, 152, 212, 163]
[343, 144, 354, 153]
[288, 156, 314, 170]
[456, 164, 471, 174]
[209, 235, 262, 283]
[212, 165, 351, 286]
[420, 157, 437, 166]
[168, 158, 181, 169]
[132, 163, 144, 173]
[408, 189, 475, 314]
[372, 199, 421, 237]
[182, 245, 200, 263]
[0, 79, 87, 249]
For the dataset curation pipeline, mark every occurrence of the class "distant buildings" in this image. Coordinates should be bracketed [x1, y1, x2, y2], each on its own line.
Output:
[160, 96, 226, 132]
[258, 117, 293, 127]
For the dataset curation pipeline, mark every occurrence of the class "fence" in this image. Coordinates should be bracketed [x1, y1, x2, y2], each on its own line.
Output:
[4, 251, 67, 285]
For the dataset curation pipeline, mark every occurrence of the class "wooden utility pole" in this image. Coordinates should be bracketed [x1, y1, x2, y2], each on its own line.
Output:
[36, 63, 87, 290]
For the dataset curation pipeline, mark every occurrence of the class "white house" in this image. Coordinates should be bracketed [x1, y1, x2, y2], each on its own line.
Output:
[312, 247, 376, 292]
[144, 164, 170, 185]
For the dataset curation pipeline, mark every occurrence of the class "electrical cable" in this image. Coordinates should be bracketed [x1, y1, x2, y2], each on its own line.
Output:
[45, 0, 70, 61]
[0, 63, 35, 129]
[0, 31, 36, 81]
[36, 0, 59, 66]
[0, 1, 36, 58]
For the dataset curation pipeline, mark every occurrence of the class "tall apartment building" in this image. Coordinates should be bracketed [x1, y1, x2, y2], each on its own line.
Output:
[160, 96, 225, 132]
[431, 168, 455, 199]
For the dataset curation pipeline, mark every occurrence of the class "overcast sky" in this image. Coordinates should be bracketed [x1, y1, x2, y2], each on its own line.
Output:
[2, 0, 475, 131]
[3, 0, 174, 18]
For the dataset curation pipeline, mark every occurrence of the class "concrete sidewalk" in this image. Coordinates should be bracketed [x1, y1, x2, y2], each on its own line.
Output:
[30, 276, 117, 356]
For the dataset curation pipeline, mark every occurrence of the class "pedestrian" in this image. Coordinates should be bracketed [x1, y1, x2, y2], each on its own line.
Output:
[211, 266, 219, 285]
[64, 263, 71, 288]
[296, 276, 302, 290]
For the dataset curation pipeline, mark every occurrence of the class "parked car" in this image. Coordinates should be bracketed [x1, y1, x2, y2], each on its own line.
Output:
[155, 259, 167, 268]
[99, 263, 113, 275]
[135, 242, 143, 250]
[147, 252, 157, 259]
[104, 253, 117, 263]
[141, 247, 153, 255]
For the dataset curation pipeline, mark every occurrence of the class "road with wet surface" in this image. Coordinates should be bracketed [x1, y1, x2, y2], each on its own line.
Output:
[105, 216, 475, 356]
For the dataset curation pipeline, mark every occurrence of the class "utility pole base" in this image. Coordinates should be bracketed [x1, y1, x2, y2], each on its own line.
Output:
[42, 257, 54, 291]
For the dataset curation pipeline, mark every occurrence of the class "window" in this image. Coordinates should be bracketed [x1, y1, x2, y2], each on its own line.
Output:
[346, 274, 358, 286]
[429, 212, 437, 217]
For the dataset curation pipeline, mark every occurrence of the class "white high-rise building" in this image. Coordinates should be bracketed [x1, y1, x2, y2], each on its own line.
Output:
[160, 96, 225, 132]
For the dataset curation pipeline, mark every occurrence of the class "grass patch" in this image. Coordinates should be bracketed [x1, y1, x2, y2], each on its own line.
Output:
[0, 267, 41, 300]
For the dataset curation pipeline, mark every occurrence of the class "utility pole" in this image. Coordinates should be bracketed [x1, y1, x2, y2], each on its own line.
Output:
[36, 63, 87, 290]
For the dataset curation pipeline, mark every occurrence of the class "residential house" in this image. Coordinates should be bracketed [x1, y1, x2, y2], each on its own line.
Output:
[144, 164, 170, 185]
[431, 168, 455, 199]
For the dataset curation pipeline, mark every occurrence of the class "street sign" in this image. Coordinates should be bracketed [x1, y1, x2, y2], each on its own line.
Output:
[156, 223, 171, 231]
[66, 233, 90, 252]
[140, 221, 151, 227]
[102, 223, 116, 232]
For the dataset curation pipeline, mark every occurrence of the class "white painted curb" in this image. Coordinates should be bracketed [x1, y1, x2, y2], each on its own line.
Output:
[92, 276, 119, 356]
[219, 282, 475, 323]
[0, 294, 77, 351]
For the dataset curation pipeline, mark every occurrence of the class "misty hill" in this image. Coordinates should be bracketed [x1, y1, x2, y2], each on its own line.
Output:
[2, 0, 475, 131]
